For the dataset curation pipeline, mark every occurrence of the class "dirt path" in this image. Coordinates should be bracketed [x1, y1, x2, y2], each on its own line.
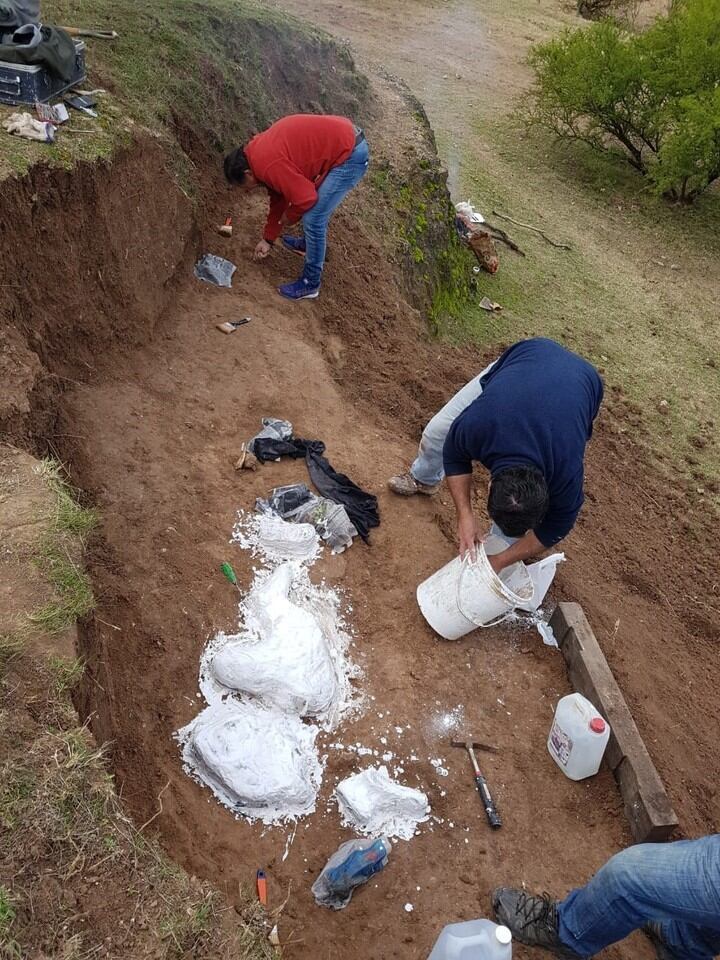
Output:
[60, 184, 657, 959]
[265, 0, 560, 191]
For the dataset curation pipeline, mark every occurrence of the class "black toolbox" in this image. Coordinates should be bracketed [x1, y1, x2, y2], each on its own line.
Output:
[0, 39, 86, 105]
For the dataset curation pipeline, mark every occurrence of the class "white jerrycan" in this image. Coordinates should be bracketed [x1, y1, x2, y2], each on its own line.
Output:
[428, 918, 512, 959]
[548, 693, 611, 780]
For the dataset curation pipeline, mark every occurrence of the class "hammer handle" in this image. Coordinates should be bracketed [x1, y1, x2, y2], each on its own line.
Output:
[475, 774, 502, 829]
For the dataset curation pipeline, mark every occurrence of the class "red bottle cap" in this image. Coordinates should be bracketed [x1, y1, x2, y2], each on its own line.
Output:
[590, 717, 606, 734]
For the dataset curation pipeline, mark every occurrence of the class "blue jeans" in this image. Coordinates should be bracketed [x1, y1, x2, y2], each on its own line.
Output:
[410, 358, 517, 547]
[301, 138, 369, 287]
[410, 360, 496, 487]
[558, 837, 720, 959]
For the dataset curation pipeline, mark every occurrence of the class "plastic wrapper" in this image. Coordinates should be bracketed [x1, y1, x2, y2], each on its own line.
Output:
[247, 419, 293, 456]
[312, 837, 391, 910]
[194, 253, 236, 287]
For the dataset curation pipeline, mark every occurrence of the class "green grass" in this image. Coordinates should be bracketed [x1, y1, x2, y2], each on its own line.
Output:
[29, 545, 95, 635]
[48, 655, 85, 695]
[0, 886, 21, 959]
[434, 110, 720, 489]
[0, 633, 25, 668]
[39, 459, 99, 536]
[20, 460, 97, 636]
[160, 891, 216, 954]
[1, 0, 367, 181]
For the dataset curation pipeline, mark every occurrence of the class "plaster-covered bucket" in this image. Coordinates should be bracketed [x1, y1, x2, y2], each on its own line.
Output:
[417, 545, 534, 640]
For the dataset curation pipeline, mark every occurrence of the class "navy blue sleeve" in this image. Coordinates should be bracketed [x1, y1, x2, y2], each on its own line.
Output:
[442, 416, 475, 476]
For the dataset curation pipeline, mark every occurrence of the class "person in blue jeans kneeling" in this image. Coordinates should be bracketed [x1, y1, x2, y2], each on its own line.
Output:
[493, 835, 720, 959]
[224, 114, 369, 301]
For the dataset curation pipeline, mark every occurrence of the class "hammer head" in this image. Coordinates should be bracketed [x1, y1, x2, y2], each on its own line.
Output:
[451, 739, 498, 754]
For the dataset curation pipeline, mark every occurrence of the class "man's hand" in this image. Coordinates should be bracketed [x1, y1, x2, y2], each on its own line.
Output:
[253, 239, 272, 260]
[457, 514, 482, 561]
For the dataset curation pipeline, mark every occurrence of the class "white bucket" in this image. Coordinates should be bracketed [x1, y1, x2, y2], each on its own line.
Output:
[417, 546, 534, 640]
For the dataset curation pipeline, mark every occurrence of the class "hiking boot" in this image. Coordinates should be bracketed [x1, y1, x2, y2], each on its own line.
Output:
[388, 472, 440, 496]
[278, 278, 320, 301]
[281, 235, 306, 257]
[492, 888, 581, 958]
[645, 923, 682, 960]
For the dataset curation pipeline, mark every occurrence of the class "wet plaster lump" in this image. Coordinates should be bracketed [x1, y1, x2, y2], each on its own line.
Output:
[177, 512, 434, 834]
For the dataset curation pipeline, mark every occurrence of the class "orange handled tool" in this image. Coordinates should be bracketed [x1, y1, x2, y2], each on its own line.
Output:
[256, 868, 268, 906]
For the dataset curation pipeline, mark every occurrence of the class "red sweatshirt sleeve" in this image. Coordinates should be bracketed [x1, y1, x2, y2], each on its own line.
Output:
[261, 159, 318, 240]
[264, 191, 288, 242]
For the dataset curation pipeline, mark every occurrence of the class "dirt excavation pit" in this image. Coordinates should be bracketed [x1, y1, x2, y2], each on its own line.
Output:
[53, 181, 662, 960]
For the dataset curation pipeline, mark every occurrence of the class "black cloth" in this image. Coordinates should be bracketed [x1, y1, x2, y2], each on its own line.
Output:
[304, 444, 379, 542]
[0, 25, 76, 80]
[253, 437, 307, 462]
[254, 436, 380, 542]
[0, 0, 39, 28]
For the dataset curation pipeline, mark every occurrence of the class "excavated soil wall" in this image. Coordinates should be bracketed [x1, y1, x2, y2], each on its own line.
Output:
[2, 16, 718, 960]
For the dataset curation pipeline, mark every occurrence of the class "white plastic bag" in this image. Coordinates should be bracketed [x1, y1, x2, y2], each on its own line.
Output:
[516, 552, 565, 612]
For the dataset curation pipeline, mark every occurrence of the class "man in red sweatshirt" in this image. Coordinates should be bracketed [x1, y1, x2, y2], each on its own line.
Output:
[224, 114, 370, 301]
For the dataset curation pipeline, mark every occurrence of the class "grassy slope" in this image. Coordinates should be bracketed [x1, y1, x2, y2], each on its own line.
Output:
[0, 2, 368, 956]
[434, 0, 720, 494]
[0, 0, 363, 178]
[0, 458, 277, 960]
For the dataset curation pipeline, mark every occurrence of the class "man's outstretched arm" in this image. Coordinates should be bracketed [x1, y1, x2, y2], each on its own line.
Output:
[486, 530, 545, 574]
[446, 473, 483, 560]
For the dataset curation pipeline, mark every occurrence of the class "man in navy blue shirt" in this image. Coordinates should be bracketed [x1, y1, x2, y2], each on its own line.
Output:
[389, 339, 603, 573]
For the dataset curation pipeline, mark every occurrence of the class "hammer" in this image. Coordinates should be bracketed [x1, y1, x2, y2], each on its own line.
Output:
[451, 739, 502, 830]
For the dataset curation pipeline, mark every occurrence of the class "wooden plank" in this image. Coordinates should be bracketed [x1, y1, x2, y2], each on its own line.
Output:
[550, 602, 678, 843]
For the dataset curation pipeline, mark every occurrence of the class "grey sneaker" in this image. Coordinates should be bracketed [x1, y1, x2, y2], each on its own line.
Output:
[388, 472, 440, 496]
[645, 923, 682, 960]
[492, 888, 582, 958]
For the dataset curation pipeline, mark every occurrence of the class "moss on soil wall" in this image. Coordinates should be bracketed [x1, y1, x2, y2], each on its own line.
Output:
[366, 88, 473, 322]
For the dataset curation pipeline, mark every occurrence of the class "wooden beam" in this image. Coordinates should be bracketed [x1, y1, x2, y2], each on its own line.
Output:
[550, 602, 678, 843]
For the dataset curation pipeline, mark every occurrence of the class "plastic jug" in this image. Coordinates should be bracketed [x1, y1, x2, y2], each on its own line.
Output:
[548, 693, 611, 780]
[428, 919, 512, 959]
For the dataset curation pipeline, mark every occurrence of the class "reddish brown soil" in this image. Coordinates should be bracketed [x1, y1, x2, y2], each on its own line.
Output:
[45, 151, 714, 958]
[2, 42, 717, 960]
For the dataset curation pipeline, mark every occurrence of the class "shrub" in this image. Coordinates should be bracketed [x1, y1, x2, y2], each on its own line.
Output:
[526, 0, 720, 202]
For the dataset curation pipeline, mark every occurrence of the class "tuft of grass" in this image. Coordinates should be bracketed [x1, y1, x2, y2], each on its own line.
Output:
[160, 890, 217, 954]
[0, 633, 25, 668]
[38, 460, 99, 537]
[0, 886, 21, 958]
[0, 769, 35, 831]
[48, 656, 85, 696]
[25, 460, 98, 636]
[29, 547, 95, 635]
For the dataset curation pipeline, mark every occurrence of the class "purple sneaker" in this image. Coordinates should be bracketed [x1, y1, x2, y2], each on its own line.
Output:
[281, 235, 306, 256]
[278, 278, 320, 300]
